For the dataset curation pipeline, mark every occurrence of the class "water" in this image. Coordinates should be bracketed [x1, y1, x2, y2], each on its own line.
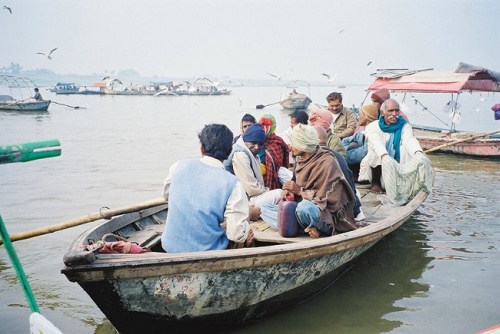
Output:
[0, 86, 499, 334]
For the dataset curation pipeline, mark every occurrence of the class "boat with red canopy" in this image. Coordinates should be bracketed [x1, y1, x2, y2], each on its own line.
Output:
[366, 63, 500, 158]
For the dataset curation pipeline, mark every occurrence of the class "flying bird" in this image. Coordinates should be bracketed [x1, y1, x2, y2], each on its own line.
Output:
[338, 29, 345, 34]
[37, 48, 58, 60]
[366, 60, 375, 66]
[3, 5, 12, 14]
[265, 70, 290, 81]
[321, 73, 337, 82]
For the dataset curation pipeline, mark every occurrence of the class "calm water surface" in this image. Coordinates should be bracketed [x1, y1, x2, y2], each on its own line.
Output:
[0, 86, 498, 333]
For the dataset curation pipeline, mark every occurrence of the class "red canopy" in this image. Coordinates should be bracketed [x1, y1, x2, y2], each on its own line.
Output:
[368, 64, 500, 93]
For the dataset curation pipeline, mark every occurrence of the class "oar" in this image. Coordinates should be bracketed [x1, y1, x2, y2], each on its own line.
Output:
[423, 130, 500, 154]
[0, 216, 64, 333]
[51, 100, 86, 109]
[256, 101, 280, 109]
[0, 197, 167, 245]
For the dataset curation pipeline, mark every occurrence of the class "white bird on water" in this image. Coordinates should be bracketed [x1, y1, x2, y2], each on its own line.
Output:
[321, 73, 337, 82]
[37, 48, 58, 60]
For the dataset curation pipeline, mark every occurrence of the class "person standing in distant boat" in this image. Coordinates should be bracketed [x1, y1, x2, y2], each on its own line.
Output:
[161, 123, 255, 253]
[33, 88, 43, 101]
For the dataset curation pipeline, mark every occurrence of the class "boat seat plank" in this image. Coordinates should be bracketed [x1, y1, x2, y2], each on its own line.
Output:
[127, 228, 161, 247]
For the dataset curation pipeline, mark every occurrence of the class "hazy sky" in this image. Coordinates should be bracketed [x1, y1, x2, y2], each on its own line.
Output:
[1, 0, 499, 84]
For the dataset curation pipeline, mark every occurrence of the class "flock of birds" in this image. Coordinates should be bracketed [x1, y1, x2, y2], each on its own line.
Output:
[3, 5, 59, 61]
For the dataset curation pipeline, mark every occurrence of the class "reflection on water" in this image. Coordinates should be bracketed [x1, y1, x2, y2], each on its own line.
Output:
[234, 218, 433, 334]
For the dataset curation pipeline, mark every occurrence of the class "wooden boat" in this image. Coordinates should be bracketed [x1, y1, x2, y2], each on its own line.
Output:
[412, 125, 500, 158]
[280, 80, 312, 110]
[49, 82, 80, 94]
[62, 184, 431, 334]
[0, 95, 51, 112]
[0, 75, 51, 112]
[367, 62, 500, 159]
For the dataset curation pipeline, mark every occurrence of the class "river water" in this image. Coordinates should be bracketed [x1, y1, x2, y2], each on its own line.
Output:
[0, 86, 499, 334]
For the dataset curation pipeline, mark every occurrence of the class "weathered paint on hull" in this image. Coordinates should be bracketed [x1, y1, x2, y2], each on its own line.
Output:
[79, 242, 375, 334]
[417, 137, 500, 158]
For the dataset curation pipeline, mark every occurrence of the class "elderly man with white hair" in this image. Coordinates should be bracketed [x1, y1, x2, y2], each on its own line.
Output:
[260, 124, 359, 237]
[358, 99, 434, 203]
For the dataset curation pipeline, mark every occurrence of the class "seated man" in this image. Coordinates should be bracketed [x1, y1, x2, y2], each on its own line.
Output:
[279, 109, 309, 146]
[308, 109, 347, 159]
[325, 92, 358, 139]
[233, 113, 256, 144]
[342, 103, 379, 180]
[261, 124, 359, 237]
[358, 99, 434, 202]
[224, 123, 282, 209]
[161, 124, 254, 253]
[258, 114, 290, 190]
[313, 125, 363, 221]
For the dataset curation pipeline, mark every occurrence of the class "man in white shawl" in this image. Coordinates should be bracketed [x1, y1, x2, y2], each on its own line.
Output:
[358, 99, 434, 204]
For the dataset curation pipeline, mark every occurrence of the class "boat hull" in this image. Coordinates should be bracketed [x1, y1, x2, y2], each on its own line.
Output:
[413, 126, 500, 158]
[280, 94, 312, 110]
[0, 100, 51, 112]
[77, 249, 371, 334]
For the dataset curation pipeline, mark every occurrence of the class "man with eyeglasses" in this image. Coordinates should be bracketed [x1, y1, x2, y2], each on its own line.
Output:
[326, 92, 358, 139]
[358, 99, 433, 202]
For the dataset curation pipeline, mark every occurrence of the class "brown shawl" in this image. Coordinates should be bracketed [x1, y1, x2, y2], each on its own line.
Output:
[295, 148, 357, 233]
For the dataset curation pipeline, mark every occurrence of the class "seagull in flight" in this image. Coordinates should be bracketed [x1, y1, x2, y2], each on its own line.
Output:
[366, 60, 375, 66]
[266, 71, 290, 81]
[37, 48, 58, 60]
[3, 5, 12, 14]
[338, 28, 345, 34]
[321, 73, 337, 82]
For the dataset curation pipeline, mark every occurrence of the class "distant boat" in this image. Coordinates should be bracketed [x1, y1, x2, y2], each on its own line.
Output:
[0, 75, 51, 112]
[280, 80, 312, 110]
[49, 82, 80, 95]
[368, 62, 500, 159]
[0, 95, 51, 112]
[179, 77, 231, 96]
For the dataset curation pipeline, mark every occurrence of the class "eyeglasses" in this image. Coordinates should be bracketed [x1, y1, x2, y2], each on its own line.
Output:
[386, 108, 400, 113]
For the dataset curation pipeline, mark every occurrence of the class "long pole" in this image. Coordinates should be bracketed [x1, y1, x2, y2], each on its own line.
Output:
[423, 130, 500, 154]
[0, 198, 167, 245]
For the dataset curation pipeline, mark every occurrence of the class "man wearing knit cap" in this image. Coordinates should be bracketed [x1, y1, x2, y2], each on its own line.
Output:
[309, 109, 346, 159]
[325, 92, 358, 139]
[224, 123, 282, 212]
[260, 124, 358, 237]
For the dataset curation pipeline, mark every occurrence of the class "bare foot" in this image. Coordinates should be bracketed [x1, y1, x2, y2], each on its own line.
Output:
[304, 226, 320, 238]
[371, 184, 384, 194]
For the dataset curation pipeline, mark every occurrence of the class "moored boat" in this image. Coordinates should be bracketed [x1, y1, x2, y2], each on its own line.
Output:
[179, 77, 231, 96]
[62, 183, 432, 334]
[49, 82, 80, 94]
[367, 63, 500, 159]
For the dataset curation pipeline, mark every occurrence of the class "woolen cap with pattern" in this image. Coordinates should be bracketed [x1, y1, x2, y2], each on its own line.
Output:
[243, 123, 266, 144]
